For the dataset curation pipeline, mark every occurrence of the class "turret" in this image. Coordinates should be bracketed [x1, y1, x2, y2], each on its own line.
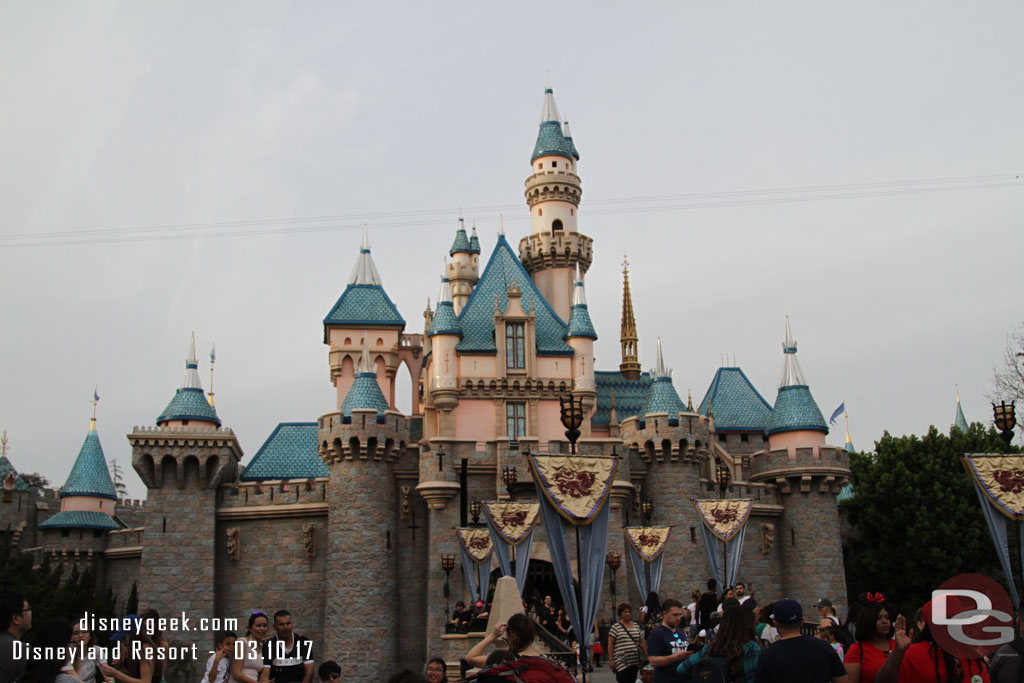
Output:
[619, 257, 642, 381]
[953, 387, 969, 433]
[156, 333, 220, 429]
[427, 263, 463, 432]
[448, 216, 479, 315]
[40, 404, 119, 532]
[642, 339, 687, 425]
[765, 317, 828, 456]
[565, 270, 597, 434]
[519, 85, 593, 321]
[324, 229, 406, 410]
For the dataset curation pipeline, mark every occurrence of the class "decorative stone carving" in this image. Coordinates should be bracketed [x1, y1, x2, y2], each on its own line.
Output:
[400, 485, 411, 519]
[760, 523, 775, 555]
[303, 524, 317, 560]
[226, 527, 240, 560]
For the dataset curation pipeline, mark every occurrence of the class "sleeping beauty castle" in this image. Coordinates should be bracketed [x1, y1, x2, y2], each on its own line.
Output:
[0, 87, 853, 680]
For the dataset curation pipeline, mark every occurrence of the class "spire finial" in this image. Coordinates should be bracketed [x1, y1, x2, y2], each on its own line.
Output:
[90, 385, 100, 431]
[438, 258, 452, 304]
[361, 225, 370, 251]
[188, 331, 197, 364]
[956, 384, 961, 403]
[208, 343, 216, 407]
[778, 316, 807, 387]
[845, 409, 852, 445]
[0, 430, 6, 458]
[498, 214, 505, 236]
[654, 337, 669, 378]
[619, 254, 641, 380]
[359, 336, 372, 374]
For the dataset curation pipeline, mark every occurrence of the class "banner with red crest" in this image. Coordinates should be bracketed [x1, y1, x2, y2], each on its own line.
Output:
[457, 528, 494, 563]
[624, 527, 672, 561]
[693, 499, 753, 542]
[962, 454, 1024, 607]
[482, 502, 541, 545]
[527, 454, 617, 526]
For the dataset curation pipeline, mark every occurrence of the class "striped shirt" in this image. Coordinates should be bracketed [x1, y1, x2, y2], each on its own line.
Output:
[609, 621, 644, 671]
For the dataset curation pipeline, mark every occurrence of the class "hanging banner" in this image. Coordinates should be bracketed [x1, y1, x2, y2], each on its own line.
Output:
[624, 527, 672, 561]
[693, 499, 753, 541]
[457, 528, 494, 563]
[963, 455, 1024, 519]
[482, 502, 541, 545]
[528, 454, 617, 526]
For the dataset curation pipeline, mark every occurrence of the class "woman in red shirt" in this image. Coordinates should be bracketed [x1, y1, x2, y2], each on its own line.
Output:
[844, 601, 896, 683]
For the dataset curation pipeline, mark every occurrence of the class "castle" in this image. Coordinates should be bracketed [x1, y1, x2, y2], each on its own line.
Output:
[0, 86, 851, 681]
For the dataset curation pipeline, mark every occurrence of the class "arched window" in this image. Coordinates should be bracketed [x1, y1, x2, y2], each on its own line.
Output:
[552, 219, 563, 232]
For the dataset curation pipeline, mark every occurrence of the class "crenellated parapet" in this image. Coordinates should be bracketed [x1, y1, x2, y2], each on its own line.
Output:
[620, 412, 712, 464]
[524, 168, 582, 208]
[128, 426, 242, 490]
[518, 231, 593, 275]
[317, 409, 410, 465]
[747, 445, 850, 494]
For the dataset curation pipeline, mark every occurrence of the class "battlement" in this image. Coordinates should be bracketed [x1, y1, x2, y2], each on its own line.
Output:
[524, 168, 582, 208]
[217, 477, 329, 510]
[131, 425, 236, 436]
[747, 445, 850, 493]
[318, 410, 411, 465]
[129, 426, 243, 490]
[518, 231, 593, 273]
[106, 527, 144, 548]
[620, 412, 712, 463]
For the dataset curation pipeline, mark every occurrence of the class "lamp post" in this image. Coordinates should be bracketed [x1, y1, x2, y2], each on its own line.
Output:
[993, 401, 1017, 448]
[441, 553, 456, 621]
[559, 394, 587, 681]
[716, 464, 731, 498]
[606, 552, 621, 622]
[642, 500, 654, 524]
[470, 500, 482, 525]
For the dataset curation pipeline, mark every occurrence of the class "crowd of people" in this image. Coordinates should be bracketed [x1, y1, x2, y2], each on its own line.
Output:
[5, 582, 1024, 683]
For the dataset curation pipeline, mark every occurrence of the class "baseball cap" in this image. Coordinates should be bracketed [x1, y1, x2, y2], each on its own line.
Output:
[815, 598, 833, 608]
[771, 599, 803, 625]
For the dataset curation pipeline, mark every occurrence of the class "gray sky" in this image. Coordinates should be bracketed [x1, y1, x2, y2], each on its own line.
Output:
[2, 2, 1022, 500]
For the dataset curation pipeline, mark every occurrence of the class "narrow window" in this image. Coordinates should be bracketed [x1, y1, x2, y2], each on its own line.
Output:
[505, 323, 525, 369]
[507, 402, 526, 439]
[552, 219, 563, 232]
[718, 433, 727, 443]
[551, 161, 556, 168]
[538, 208, 543, 216]
[740, 433, 749, 443]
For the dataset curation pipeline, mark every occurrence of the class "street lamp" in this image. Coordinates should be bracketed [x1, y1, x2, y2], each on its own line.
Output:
[993, 401, 1017, 448]
[716, 464, 731, 498]
[559, 394, 584, 454]
[606, 552, 622, 621]
[441, 553, 456, 620]
[642, 499, 654, 523]
[470, 499, 482, 525]
[503, 466, 518, 498]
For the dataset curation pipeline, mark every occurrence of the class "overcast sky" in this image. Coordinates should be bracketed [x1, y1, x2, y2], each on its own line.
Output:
[1, 2, 1022, 500]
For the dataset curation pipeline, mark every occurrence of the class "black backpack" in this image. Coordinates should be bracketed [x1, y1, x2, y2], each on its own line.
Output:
[690, 655, 731, 683]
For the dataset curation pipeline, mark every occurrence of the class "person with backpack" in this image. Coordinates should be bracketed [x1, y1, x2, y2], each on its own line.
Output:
[988, 604, 1024, 682]
[676, 605, 760, 683]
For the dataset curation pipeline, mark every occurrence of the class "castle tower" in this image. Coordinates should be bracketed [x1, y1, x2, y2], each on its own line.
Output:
[40, 406, 119, 534]
[448, 216, 480, 315]
[427, 264, 463, 437]
[319, 338, 410, 680]
[953, 388, 969, 432]
[765, 317, 828, 456]
[324, 230, 406, 410]
[619, 258, 642, 381]
[565, 270, 597, 436]
[749, 317, 849, 610]
[519, 86, 593, 322]
[129, 336, 242, 676]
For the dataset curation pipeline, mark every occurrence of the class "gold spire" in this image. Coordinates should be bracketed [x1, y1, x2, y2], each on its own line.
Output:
[90, 385, 99, 431]
[208, 343, 216, 407]
[844, 410, 851, 445]
[619, 255, 641, 380]
[687, 390, 694, 412]
[956, 384, 961, 404]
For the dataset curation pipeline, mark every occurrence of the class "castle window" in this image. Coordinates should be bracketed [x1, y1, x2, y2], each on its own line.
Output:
[507, 402, 526, 439]
[740, 433, 749, 442]
[551, 161, 556, 168]
[552, 219, 563, 232]
[718, 433, 727, 443]
[538, 208, 543, 216]
[506, 323, 525, 369]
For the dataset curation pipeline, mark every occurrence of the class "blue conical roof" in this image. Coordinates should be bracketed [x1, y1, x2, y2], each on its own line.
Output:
[0, 455, 29, 492]
[698, 368, 774, 432]
[60, 429, 117, 500]
[563, 119, 580, 160]
[641, 340, 686, 421]
[324, 233, 405, 328]
[766, 385, 828, 436]
[429, 301, 461, 337]
[39, 510, 119, 531]
[157, 337, 221, 426]
[565, 278, 597, 339]
[531, 88, 575, 162]
[341, 373, 390, 417]
[469, 226, 481, 254]
[450, 218, 472, 255]
[954, 398, 968, 433]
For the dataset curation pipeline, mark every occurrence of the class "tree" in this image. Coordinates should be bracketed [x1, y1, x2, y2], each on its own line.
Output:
[988, 321, 1024, 441]
[20, 472, 50, 490]
[109, 459, 128, 500]
[841, 422, 1018, 615]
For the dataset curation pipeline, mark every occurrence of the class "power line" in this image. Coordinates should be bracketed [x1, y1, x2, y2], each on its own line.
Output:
[1, 173, 1019, 249]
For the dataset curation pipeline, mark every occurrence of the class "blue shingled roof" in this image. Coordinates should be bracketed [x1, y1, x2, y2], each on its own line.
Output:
[698, 368, 774, 432]
[157, 387, 221, 426]
[450, 228, 472, 255]
[456, 235, 572, 355]
[240, 422, 328, 481]
[340, 372, 391, 417]
[469, 232, 481, 254]
[564, 134, 580, 160]
[593, 371, 652, 425]
[642, 377, 687, 423]
[954, 402, 968, 433]
[0, 457, 29, 491]
[765, 385, 829, 436]
[837, 483, 854, 503]
[323, 284, 405, 327]
[39, 510, 119, 531]
[532, 121, 576, 162]
[61, 430, 117, 500]
[565, 304, 597, 339]
[428, 301, 462, 337]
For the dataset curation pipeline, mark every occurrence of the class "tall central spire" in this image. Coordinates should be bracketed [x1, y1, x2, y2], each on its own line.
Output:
[779, 316, 807, 387]
[619, 256, 641, 380]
